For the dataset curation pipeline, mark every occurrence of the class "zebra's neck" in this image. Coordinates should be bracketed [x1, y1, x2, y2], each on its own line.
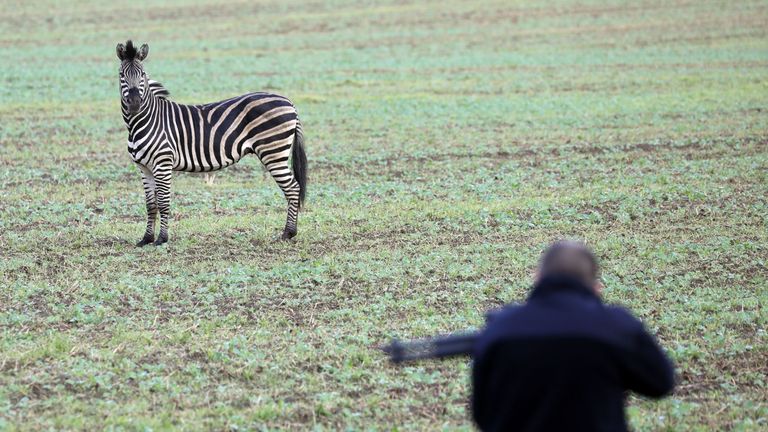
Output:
[124, 96, 163, 142]
[123, 80, 172, 142]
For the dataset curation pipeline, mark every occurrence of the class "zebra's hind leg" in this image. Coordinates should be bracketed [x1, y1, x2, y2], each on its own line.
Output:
[259, 140, 301, 240]
[274, 165, 300, 240]
[278, 176, 301, 241]
[136, 166, 157, 247]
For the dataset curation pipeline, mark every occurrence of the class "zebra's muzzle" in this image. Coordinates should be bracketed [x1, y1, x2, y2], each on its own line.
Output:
[126, 88, 141, 114]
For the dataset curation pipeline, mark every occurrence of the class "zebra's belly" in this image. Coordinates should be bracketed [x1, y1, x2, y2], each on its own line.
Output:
[172, 152, 249, 172]
[171, 135, 259, 172]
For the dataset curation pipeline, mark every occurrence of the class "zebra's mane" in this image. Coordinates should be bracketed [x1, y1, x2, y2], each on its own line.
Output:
[123, 40, 139, 61]
[147, 80, 171, 100]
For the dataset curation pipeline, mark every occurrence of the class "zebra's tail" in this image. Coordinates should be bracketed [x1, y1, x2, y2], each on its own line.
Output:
[292, 119, 307, 208]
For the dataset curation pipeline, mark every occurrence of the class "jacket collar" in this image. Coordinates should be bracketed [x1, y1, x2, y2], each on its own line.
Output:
[528, 274, 600, 301]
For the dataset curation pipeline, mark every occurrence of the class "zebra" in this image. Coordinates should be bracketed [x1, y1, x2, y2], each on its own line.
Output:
[115, 40, 307, 246]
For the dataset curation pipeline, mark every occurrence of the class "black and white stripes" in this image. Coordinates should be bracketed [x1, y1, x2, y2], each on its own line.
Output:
[116, 40, 307, 246]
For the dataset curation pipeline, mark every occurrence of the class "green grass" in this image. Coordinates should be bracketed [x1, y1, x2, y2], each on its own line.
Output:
[1, 0, 766, 430]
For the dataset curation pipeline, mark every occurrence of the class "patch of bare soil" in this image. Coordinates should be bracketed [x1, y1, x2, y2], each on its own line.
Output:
[574, 135, 766, 158]
[677, 349, 768, 398]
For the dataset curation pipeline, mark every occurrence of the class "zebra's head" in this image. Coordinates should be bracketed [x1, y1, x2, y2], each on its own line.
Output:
[116, 40, 149, 116]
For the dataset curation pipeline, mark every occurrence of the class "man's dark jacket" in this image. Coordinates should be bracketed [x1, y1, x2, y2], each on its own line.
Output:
[472, 275, 675, 432]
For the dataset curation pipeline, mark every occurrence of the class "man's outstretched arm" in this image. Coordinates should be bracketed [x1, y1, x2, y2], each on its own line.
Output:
[622, 325, 676, 398]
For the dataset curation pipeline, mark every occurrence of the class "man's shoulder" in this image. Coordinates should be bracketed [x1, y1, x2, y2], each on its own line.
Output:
[489, 303, 525, 320]
[489, 297, 641, 324]
[474, 305, 524, 350]
[603, 304, 645, 331]
[476, 301, 646, 352]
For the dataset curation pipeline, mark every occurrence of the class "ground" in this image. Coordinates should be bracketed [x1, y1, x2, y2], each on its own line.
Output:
[0, 0, 766, 430]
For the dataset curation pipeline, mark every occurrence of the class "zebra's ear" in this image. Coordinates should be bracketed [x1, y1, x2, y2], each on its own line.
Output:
[137, 44, 149, 61]
[116, 43, 126, 60]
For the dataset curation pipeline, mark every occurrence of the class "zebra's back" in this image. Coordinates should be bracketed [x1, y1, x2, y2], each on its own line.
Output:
[169, 92, 298, 172]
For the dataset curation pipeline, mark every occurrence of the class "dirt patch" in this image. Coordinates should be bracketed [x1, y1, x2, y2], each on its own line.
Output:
[360, 146, 539, 171]
[572, 135, 766, 158]
[677, 348, 768, 397]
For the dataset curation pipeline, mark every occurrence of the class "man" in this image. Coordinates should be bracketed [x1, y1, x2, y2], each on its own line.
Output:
[472, 241, 675, 432]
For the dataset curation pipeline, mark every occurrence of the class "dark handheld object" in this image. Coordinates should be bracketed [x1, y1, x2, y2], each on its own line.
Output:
[383, 332, 480, 363]
[383, 308, 505, 363]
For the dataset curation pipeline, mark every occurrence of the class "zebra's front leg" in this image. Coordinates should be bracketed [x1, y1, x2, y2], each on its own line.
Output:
[136, 166, 157, 247]
[152, 162, 173, 246]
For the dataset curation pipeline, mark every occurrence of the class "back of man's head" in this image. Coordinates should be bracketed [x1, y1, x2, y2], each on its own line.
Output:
[538, 240, 599, 287]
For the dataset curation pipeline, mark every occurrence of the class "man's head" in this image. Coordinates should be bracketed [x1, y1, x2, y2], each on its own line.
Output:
[537, 240, 602, 294]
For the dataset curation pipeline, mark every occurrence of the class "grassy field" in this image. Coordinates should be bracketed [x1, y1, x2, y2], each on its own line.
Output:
[1, 0, 767, 430]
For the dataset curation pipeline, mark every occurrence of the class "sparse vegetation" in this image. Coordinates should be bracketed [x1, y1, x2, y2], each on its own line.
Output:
[0, 0, 766, 430]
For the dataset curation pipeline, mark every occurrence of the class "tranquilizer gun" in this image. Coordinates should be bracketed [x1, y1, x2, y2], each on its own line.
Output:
[382, 309, 503, 363]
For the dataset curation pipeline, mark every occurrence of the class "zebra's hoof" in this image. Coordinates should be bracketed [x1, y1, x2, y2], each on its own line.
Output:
[136, 235, 154, 247]
[153, 234, 169, 246]
[280, 230, 297, 241]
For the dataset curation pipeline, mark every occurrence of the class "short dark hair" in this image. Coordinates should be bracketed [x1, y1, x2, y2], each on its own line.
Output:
[539, 240, 599, 284]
